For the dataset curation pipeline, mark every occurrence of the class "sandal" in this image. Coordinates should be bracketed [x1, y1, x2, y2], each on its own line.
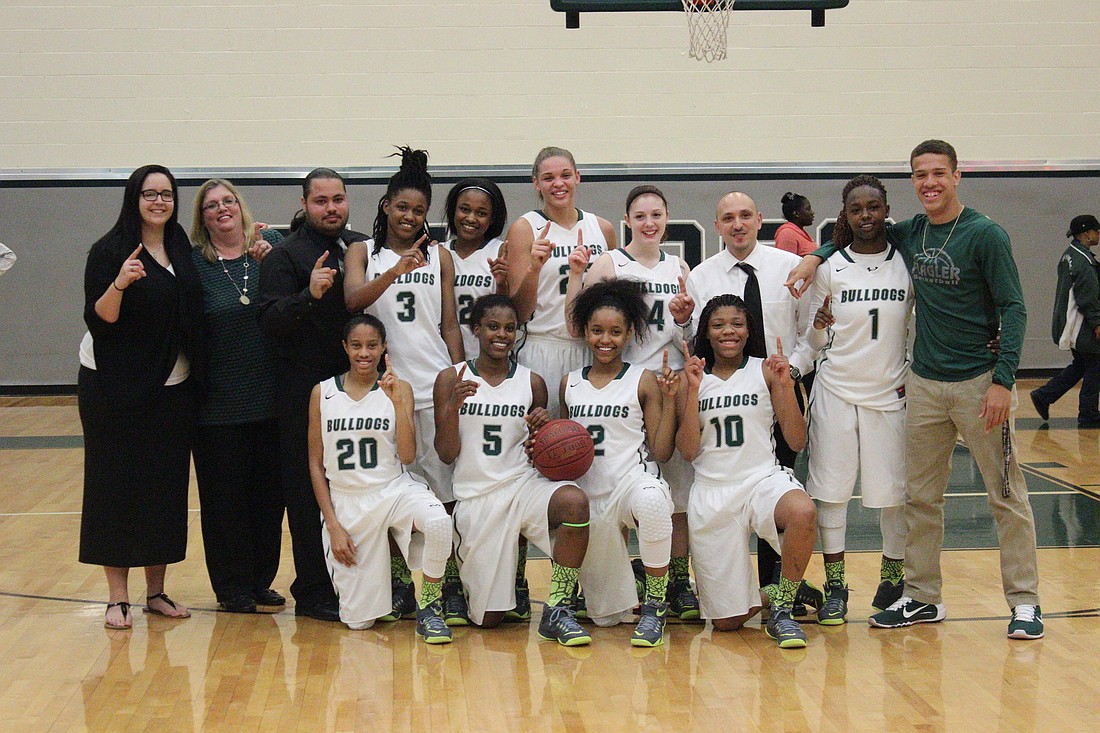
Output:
[144, 592, 191, 619]
[105, 601, 132, 630]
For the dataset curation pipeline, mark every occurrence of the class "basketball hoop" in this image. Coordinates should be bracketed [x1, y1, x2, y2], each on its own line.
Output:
[682, 0, 736, 62]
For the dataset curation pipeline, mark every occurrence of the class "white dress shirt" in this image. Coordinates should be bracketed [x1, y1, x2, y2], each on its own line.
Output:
[685, 243, 816, 374]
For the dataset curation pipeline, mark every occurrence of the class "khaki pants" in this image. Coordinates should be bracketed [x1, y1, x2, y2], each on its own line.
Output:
[904, 371, 1040, 609]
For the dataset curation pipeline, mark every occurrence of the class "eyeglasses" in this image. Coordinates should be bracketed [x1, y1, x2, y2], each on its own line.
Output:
[141, 189, 175, 202]
[201, 196, 239, 213]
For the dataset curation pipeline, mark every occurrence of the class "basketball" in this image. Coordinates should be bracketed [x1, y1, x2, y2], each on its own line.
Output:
[531, 419, 595, 481]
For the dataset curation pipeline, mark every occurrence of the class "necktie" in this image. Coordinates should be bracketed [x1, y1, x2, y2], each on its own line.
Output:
[736, 262, 767, 359]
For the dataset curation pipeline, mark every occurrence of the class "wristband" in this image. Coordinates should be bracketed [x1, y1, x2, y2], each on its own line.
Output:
[112, 280, 125, 292]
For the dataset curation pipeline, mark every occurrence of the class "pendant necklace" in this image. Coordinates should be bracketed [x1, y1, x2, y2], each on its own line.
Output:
[217, 251, 251, 305]
[921, 206, 965, 257]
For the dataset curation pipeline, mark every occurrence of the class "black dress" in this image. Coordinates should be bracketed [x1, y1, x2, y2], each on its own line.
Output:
[78, 225, 204, 567]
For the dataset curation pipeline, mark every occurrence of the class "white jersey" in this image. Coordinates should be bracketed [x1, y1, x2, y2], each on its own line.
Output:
[808, 245, 913, 409]
[564, 363, 659, 499]
[607, 248, 685, 370]
[451, 361, 534, 501]
[692, 358, 779, 487]
[363, 241, 451, 410]
[319, 376, 406, 493]
[447, 237, 504, 359]
[522, 210, 609, 340]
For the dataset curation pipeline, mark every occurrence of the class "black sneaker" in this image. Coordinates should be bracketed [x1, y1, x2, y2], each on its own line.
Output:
[632, 559, 647, 604]
[1007, 604, 1044, 640]
[868, 597, 946, 628]
[442, 581, 471, 627]
[574, 589, 589, 621]
[1029, 391, 1050, 422]
[666, 577, 701, 621]
[816, 579, 848, 626]
[415, 601, 453, 644]
[504, 578, 532, 622]
[765, 606, 807, 648]
[537, 600, 591, 646]
[795, 580, 825, 611]
[631, 599, 668, 647]
[871, 579, 905, 612]
[379, 577, 417, 622]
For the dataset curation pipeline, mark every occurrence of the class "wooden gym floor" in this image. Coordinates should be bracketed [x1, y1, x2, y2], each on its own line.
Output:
[0, 378, 1097, 732]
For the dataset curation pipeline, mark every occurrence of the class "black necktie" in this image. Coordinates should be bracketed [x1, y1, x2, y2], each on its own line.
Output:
[736, 262, 767, 359]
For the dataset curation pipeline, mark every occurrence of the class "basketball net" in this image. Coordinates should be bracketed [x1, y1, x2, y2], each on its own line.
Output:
[681, 0, 735, 62]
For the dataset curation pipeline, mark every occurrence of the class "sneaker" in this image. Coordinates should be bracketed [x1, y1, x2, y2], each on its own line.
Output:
[1007, 604, 1044, 640]
[415, 601, 453, 644]
[379, 576, 417, 622]
[442, 581, 471, 627]
[537, 600, 592, 646]
[868, 597, 946, 628]
[816, 580, 849, 626]
[574, 589, 589, 621]
[666, 577, 702, 621]
[631, 599, 668, 647]
[871, 579, 905, 612]
[1029, 391, 1050, 422]
[503, 578, 531, 622]
[765, 606, 807, 649]
[795, 580, 825, 611]
[632, 559, 646, 604]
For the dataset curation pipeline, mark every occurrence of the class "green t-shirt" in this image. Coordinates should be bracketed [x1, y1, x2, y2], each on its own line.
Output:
[812, 207, 1026, 387]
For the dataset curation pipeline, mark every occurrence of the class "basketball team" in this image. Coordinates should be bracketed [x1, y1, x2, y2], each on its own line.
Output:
[78, 138, 1044, 649]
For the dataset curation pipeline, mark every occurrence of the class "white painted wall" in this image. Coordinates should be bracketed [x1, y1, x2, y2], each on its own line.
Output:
[1, 0, 1098, 170]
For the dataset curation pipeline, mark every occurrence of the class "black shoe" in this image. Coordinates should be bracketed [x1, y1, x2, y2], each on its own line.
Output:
[253, 588, 286, 606]
[441, 581, 471, 627]
[632, 559, 647, 604]
[1079, 417, 1100, 429]
[1030, 391, 1050, 422]
[294, 599, 341, 622]
[220, 595, 257, 614]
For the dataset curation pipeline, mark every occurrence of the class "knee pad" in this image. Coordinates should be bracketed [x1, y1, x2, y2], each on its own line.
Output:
[419, 510, 453, 579]
[816, 500, 848, 555]
[633, 486, 673, 568]
[879, 505, 906, 559]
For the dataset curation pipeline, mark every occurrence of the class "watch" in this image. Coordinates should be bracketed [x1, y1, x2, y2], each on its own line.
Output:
[789, 366, 802, 382]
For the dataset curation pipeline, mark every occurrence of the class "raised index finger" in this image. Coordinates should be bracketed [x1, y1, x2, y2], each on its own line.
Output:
[681, 339, 691, 361]
[538, 222, 551, 240]
[314, 251, 329, 269]
[823, 293, 831, 310]
[677, 275, 686, 294]
[662, 348, 669, 372]
[457, 363, 467, 380]
[128, 243, 144, 260]
[775, 336, 784, 356]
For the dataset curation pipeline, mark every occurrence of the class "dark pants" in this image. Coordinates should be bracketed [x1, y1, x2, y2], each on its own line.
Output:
[1033, 349, 1100, 424]
[193, 418, 284, 603]
[758, 382, 805, 583]
[276, 363, 339, 607]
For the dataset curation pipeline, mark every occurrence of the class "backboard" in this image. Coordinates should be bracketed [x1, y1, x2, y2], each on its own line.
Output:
[549, 0, 850, 29]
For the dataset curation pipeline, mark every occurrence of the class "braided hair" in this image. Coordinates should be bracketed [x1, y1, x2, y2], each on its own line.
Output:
[372, 146, 432, 257]
[831, 175, 888, 248]
[691, 294, 763, 367]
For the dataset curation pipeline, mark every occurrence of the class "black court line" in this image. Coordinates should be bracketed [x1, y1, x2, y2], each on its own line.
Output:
[0, 590, 273, 615]
[0, 435, 82, 450]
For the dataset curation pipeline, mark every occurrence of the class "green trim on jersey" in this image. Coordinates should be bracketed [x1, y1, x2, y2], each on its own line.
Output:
[581, 362, 631, 382]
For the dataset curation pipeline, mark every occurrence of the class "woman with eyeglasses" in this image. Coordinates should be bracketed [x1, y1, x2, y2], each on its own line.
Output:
[189, 179, 285, 613]
[78, 165, 205, 630]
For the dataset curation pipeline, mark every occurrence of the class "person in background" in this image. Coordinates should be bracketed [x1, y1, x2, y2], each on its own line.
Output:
[1030, 214, 1100, 428]
[774, 192, 817, 257]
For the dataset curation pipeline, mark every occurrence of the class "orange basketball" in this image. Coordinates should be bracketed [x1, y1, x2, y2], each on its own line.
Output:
[531, 419, 595, 482]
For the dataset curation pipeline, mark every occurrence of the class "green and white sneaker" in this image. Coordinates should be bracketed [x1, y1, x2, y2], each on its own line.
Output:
[868, 597, 945, 628]
[816, 579, 848, 626]
[631, 600, 668, 647]
[415, 601, 453, 644]
[1007, 605, 1044, 640]
[537, 600, 592, 647]
[765, 606, 807, 649]
[871, 579, 905, 612]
